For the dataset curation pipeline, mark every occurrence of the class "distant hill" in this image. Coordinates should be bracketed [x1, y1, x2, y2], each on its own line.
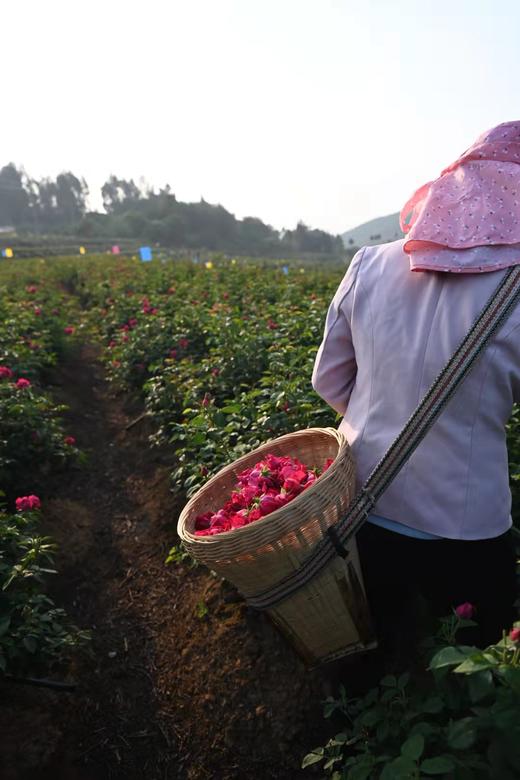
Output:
[342, 212, 403, 248]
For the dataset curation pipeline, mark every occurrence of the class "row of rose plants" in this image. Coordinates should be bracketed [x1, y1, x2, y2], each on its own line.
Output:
[70, 254, 519, 521]
[75, 258, 340, 497]
[304, 607, 520, 779]
[0, 262, 88, 674]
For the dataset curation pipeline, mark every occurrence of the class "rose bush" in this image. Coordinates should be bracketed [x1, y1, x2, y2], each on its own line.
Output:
[303, 613, 520, 779]
[0, 498, 89, 675]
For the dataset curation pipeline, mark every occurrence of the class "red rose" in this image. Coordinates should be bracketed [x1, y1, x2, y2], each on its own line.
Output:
[455, 602, 475, 620]
[0, 366, 13, 380]
[509, 627, 520, 643]
[15, 378, 31, 389]
[64, 436, 76, 446]
[16, 495, 41, 511]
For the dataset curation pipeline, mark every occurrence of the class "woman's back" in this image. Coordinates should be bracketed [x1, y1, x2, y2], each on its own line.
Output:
[313, 238, 520, 539]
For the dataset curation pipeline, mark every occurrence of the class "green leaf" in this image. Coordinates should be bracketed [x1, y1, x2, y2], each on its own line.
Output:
[409, 722, 441, 739]
[498, 666, 520, 695]
[453, 657, 495, 674]
[301, 748, 324, 768]
[220, 404, 242, 414]
[189, 414, 207, 427]
[397, 672, 410, 690]
[381, 674, 397, 687]
[447, 718, 477, 750]
[401, 734, 424, 761]
[467, 669, 494, 702]
[420, 696, 444, 714]
[360, 708, 382, 727]
[381, 756, 418, 779]
[0, 615, 11, 637]
[323, 699, 337, 718]
[420, 756, 456, 775]
[429, 646, 469, 670]
[348, 761, 376, 780]
[22, 635, 37, 653]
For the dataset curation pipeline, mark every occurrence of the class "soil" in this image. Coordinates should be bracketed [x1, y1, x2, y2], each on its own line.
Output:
[0, 346, 379, 780]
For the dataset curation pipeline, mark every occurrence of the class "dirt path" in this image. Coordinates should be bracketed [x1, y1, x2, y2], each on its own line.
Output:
[1, 346, 352, 780]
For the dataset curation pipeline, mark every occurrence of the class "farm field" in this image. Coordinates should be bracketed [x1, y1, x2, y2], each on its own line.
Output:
[0, 253, 519, 780]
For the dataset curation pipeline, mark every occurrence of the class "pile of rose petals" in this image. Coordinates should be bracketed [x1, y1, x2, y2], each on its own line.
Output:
[194, 453, 333, 536]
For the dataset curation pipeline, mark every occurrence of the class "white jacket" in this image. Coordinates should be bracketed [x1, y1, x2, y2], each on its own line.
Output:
[312, 239, 520, 540]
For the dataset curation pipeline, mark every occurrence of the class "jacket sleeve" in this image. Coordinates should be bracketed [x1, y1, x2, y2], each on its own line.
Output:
[311, 248, 364, 416]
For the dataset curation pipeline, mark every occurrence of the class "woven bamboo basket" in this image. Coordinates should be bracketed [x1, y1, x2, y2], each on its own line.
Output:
[177, 427, 376, 664]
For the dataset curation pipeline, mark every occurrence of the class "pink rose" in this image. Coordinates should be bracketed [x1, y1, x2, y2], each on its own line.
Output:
[0, 366, 13, 380]
[282, 476, 300, 493]
[455, 602, 475, 620]
[273, 492, 290, 509]
[16, 495, 41, 512]
[64, 436, 76, 446]
[178, 338, 189, 350]
[64, 326, 75, 335]
[34, 307, 42, 316]
[509, 627, 520, 643]
[194, 512, 213, 531]
[247, 507, 262, 523]
[15, 378, 31, 389]
[259, 494, 280, 516]
[230, 512, 247, 529]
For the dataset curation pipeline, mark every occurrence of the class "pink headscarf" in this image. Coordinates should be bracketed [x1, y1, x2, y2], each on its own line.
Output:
[400, 121, 520, 273]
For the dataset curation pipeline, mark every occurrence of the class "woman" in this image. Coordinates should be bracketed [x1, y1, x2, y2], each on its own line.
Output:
[312, 121, 520, 650]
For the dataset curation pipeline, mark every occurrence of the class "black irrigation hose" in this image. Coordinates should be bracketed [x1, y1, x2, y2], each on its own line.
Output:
[2, 673, 77, 691]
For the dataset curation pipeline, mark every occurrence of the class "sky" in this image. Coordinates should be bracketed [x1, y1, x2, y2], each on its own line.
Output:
[3, 0, 520, 234]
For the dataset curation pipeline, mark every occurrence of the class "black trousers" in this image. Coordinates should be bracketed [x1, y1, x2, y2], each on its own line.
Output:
[356, 523, 518, 650]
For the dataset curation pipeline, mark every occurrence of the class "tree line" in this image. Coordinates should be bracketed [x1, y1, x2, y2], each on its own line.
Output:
[0, 164, 345, 257]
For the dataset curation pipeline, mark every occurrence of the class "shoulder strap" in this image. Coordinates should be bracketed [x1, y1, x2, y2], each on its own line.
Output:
[247, 264, 520, 610]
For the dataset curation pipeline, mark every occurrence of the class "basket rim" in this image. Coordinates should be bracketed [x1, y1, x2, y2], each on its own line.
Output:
[177, 426, 351, 545]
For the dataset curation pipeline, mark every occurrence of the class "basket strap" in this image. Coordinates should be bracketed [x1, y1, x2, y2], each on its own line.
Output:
[246, 264, 520, 610]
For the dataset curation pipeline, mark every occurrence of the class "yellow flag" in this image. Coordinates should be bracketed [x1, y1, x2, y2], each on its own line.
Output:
[231, 258, 237, 265]
[79, 246, 86, 255]
[5, 247, 13, 258]
[205, 261, 214, 269]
